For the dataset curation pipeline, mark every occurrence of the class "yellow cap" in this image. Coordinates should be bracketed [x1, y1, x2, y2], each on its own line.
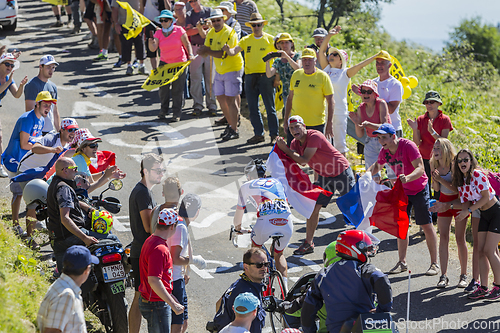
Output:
[301, 48, 316, 59]
[35, 91, 57, 104]
[376, 50, 392, 62]
[276, 33, 294, 44]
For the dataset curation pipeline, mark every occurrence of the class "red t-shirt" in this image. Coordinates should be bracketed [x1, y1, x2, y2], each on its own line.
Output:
[359, 98, 391, 137]
[139, 235, 173, 302]
[416, 110, 453, 160]
[290, 130, 349, 178]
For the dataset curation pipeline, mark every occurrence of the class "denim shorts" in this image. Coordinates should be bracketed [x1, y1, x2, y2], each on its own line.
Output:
[171, 278, 188, 325]
[139, 296, 172, 333]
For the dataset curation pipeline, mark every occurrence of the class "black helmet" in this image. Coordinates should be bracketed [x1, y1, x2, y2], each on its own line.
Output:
[244, 159, 266, 179]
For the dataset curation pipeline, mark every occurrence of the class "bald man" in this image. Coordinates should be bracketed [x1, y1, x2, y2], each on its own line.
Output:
[47, 157, 120, 273]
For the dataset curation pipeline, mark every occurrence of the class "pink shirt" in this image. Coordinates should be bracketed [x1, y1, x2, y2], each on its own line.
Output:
[359, 98, 391, 137]
[154, 26, 188, 64]
[290, 130, 349, 178]
[377, 138, 427, 195]
[458, 169, 496, 204]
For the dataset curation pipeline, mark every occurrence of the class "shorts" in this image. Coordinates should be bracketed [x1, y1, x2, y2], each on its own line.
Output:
[407, 184, 432, 226]
[95, 7, 111, 24]
[437, 192, 462, 218]
[7, 170, 23, 197]
[364, 136, 382, 178]
[213, 69, 243, 97]
[251, 213, 292, 253]
[171, 278, 188, 324]
[315, 167, 355, 207]
[83, 2, 95, 20]
[478, 201, 500, 233]
[131, 257, 141, 292]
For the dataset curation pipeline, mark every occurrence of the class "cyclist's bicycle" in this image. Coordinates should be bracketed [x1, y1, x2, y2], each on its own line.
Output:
[230, 226, 288, 333]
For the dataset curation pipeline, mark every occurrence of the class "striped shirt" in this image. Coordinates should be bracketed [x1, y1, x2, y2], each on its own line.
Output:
[37, 273, 87, 333]
[231, 0, 258, 35]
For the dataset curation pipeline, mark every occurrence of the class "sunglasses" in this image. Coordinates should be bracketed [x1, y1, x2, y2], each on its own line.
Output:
[457, 158, 470, 164]
[159, 18, 172, 22]
[423, 100, 436, 105]
[66, 128, 77, 133]
[188, 0, 197, 2]
[251, 23, 262, 28]
[3, 62, 15, 68]
[88, 143, 99, 149]
[212, 18, 223, 22]
[330, 53, 339, 57]
[151, 168, 167, 174]
[65, 165, 78, 171]
[246, 261, 270, 269]
[360, 89, 374, 95]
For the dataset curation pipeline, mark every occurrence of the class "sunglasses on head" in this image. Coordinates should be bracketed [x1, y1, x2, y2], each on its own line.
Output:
[360, 89, 374, 95]
[251, 23, 262, 28]
[246, 261, 270, 268]
[423, 100, 436, 105]
[87, 143, 98, 149]
[3, 62, 15, 68]
[159, 18, 172, 22]
[457, 158, 470, 164]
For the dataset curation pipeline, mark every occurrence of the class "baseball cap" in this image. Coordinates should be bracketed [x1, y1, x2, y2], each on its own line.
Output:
[35, 91, 57, 104]
[375, 50, 391, 62]
[63, 245, 99, 271]
[179, 193, 202, 219]
[40, 54, 59, 66]
[312, 28, 327, 37]
[73, 128, 102, 147]
[301, 48, 316, 59]
[373, 123, 396, 136]
[422, 90, 442, 105]
[0, 53, 20, 70]
[288, 115, 305, 127]
[61, 118, 79, 130]
[276, 32, 293, 44]
[158, 208, 179, 226]
[234, 292, 260, 314]
[281, 329, 302, 333]
[174, 1, 185, 6]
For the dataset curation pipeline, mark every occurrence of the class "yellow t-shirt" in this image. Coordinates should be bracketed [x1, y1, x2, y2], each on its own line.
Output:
[290, 69, 334, 126]
[205, 25, 244, 75]
[238, 32, 276, 74]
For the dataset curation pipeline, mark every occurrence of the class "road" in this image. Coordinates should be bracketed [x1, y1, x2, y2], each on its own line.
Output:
[1, 1, 499, 332]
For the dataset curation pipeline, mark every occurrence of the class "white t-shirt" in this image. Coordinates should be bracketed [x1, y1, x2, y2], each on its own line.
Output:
[323, 66, 349, 116]
[373, 76, 403, 131]
[166, 221, 189, 281]
[219, 324, 250, 333]
[18, 132, 69, 172]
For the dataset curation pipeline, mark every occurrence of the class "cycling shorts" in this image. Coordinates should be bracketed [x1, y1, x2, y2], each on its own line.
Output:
[251, 213, 292, 253]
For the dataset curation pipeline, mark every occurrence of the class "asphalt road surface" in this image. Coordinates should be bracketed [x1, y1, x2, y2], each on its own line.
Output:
[1, 1, 499, 332]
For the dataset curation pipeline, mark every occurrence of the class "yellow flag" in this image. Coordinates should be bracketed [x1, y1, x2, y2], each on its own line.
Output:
[43, 0, 69, 6]
[347, 78, 354, 112]
[117, 1, 151, 40]
[275, 83, 284, 111]
[389, 55, 406, 82]
[141, 61, 191, 91]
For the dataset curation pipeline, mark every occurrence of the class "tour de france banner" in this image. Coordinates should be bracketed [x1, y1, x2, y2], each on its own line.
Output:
[141, 61, 192, 91]
[275, 83, 284, 110]
[116, 1, 150, 40]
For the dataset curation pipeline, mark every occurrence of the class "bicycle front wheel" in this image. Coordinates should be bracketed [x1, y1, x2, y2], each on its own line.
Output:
[269, 271, 287, 333]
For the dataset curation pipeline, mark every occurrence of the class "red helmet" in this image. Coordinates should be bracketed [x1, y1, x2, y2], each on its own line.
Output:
[335, 230, 376, 263]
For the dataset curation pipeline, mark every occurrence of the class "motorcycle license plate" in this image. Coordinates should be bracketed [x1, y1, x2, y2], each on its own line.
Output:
[110, 280, 125, 295]
[102, 263, 125, 282]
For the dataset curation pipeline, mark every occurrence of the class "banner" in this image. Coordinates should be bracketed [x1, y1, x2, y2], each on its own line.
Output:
[42, 0, 69, 5]
[389, 55, 406, 82]
[141, 61, 191, 91]
[347, 78, 354, 112]
[275, 83, 284, 110]
[116, 1, 150, 40]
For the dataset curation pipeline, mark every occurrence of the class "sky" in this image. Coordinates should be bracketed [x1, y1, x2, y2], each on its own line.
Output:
[377, 0, 500, 51]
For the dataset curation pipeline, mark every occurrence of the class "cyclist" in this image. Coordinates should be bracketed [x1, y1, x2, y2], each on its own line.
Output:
[301, 230, 392, 333]
[234, 159, 293, 286]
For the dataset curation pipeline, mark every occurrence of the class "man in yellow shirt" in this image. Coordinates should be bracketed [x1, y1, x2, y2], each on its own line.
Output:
[198, 9, 244, 141]
[284, 48, 334, 145]
[223, 13, 278, 145]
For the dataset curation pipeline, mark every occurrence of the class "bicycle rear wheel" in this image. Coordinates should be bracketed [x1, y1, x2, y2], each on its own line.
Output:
[269, 271, 287, 333]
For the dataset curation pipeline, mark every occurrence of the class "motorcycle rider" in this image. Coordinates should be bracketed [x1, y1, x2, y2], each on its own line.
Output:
[301, 230, 392, 333]
[47, 157, 119, 273]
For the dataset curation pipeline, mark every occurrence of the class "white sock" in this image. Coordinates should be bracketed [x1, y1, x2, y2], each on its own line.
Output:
[283, 277, 288, 292]
[102, 49, 108, 55]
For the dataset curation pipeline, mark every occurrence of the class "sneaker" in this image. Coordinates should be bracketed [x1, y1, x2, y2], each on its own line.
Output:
[138, 64, 147, 75]
[388, 261, 408, 274]
[220, 125, 230, 138]
[170, 116, 180, 123]
[50, 20, 63, 28]
[114, 57, 123, 68]
[93, 53, 108, 62]
[83, 32, 93, 40]
[26, 237, 40, 251]
[0, 165, 8, 178]
[425, 262, 439, 276]
[222, 127, 239, 141]
[484, 285, 500, 301]
[126, 65, 134, 76]
[88, 36, 100, 50]
[208, 109, 217, 116]
[191, 109, 202, 117]
[468, 285, 488, 300]
[457, 274, 468, 288]
[12, 225, 24, 237]
[132, 59, 139, 68]
[69, 25, 81, 34]
[158, 109, 169, 119]
[214, 117, 228, 126]
[465, 278, 480, 293]
[293, 241, 314, 255]
[247, 135, 265, 144]
[437, 275, 449, 288]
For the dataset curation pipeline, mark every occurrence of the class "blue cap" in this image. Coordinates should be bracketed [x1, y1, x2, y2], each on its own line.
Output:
[156, 10, 174, 21]
[63, 245, 99, 270]
[373, 123, 396, 136]
[234, 292, 260, 314]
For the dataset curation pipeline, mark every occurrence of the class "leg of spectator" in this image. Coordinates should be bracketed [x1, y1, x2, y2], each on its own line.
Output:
[203, 56, 217, 111]
[244, 74, 264, 137]
[333, 114, 348, 154]
[71, 0, 81, 30]
[129, 291, 142, 333]
[422, 223, 438, 263]
[259, 75, 278, 138]
[455, 215, 468, 276]
[438, 216, 452, 276]
[25, 208, 37, 238]
[471, 216, 481, 281]
[484, 231, 500, 284]
[305, 204, 321, 245]
[133, 32, 146, 67]
[158, 84, 171, 118]
[189, 47, 204, 111]
[171, 71, 187, 119]
[101, 21, 112, 51]
[119, 33, 133, 64]
[477, 231, 490, 286]
[397, 236, 409, 264]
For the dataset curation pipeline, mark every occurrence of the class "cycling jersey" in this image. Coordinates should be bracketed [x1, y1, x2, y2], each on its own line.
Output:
[237, 178, 290, 216]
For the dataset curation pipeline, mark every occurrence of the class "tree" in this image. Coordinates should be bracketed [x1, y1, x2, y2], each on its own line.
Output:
[448, 17, 500, 72]
[316, 0, 391, 31]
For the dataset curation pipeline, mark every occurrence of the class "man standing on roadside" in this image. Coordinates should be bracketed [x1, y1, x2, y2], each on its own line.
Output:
[223, 13, 277, 145]
[284, 48, 334, 145]
[231, 0, 258, 36]
[24, 55, 60, 134]
[37, 245, 99, 333]
[128, 153, 165, 333]
[197, 8, 243, 141]
[306, 28, 330, 68]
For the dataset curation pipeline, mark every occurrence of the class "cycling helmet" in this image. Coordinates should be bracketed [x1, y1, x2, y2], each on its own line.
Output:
[335, 230, 376, 263]
[23, 179, 49, 206]
[91, 210, 114, 234]
[244, 158, 266, 180]
[323, 241, 341, 267]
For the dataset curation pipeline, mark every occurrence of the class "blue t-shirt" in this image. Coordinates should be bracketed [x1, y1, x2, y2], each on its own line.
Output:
[0, 75, 14, 104]
[72, 154, 91, 177]
[24, 76, 58, 133]
[1, 110, 44, 173]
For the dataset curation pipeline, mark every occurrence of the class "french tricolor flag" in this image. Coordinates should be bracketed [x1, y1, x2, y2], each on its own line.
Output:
[266, 145, 332, 219]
